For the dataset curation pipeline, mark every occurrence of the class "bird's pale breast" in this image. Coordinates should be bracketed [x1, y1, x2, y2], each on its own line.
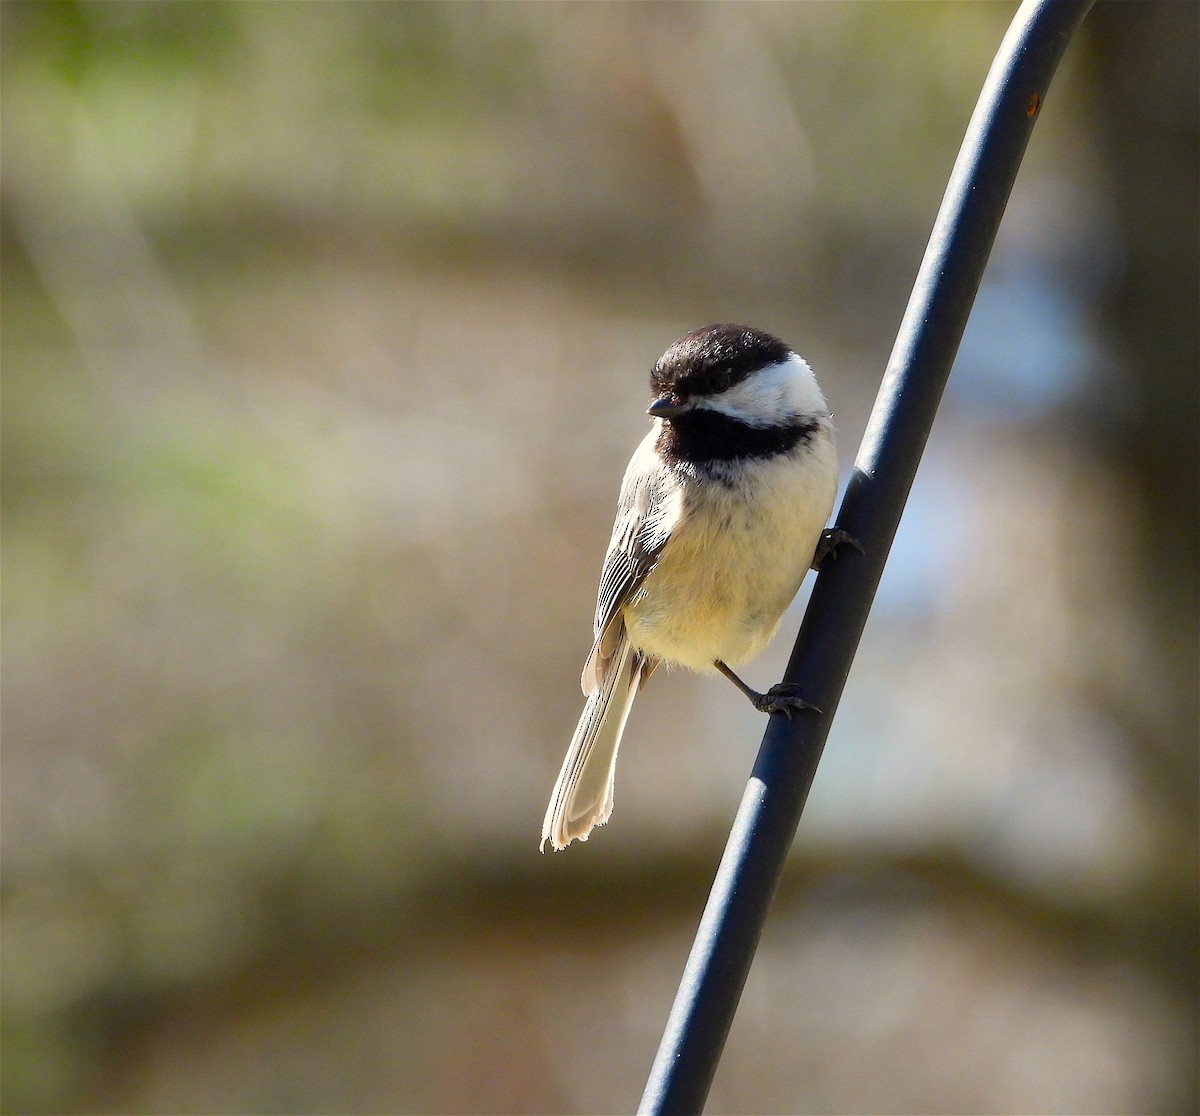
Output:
[622, 433, 837, 672]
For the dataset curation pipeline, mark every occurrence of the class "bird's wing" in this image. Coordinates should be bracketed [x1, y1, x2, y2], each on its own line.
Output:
[581, 431, 677, 695]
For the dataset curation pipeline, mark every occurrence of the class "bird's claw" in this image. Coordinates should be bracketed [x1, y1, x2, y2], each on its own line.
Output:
[752, 683, 822, 719]
[811, 527, 864, 570]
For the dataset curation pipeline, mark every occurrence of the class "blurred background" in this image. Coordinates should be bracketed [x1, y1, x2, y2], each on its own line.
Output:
[2, 2, 1196, 1113]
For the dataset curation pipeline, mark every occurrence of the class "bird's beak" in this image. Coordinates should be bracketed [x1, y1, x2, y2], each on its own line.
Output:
[647, 396, 689, 419]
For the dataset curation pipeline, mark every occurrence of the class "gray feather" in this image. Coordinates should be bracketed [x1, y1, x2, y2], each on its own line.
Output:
[542, 629, 645, 851]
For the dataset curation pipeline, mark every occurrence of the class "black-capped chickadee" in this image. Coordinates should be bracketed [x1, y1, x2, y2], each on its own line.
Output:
[542, 324, 848, 851]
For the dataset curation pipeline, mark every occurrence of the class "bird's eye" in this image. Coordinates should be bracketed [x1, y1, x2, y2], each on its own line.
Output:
[708, 370, 731, 393]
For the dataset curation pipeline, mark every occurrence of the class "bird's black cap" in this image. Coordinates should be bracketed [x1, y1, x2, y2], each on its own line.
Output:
[651, 324, 791, 401]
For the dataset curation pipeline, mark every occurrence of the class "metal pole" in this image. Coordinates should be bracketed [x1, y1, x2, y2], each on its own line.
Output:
[638, 1, 1095, 1112]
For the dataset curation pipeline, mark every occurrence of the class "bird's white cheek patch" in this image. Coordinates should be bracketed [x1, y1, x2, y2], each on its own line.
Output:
[697, 355, 826, 428]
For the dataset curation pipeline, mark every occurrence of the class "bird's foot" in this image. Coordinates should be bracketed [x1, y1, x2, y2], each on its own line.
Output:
[715, 660, 823, 718]
[811, 527, 864, 570]
[751, 682, 822, 719]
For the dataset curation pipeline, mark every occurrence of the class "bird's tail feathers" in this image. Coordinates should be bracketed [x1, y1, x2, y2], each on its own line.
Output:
[541, 632, 643, 851]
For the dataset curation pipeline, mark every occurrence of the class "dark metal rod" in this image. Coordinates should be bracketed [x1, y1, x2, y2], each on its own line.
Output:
[638, 1, 1095, 1112]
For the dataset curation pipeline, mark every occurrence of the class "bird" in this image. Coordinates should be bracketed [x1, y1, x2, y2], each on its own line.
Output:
[541, 323, 850, 851]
